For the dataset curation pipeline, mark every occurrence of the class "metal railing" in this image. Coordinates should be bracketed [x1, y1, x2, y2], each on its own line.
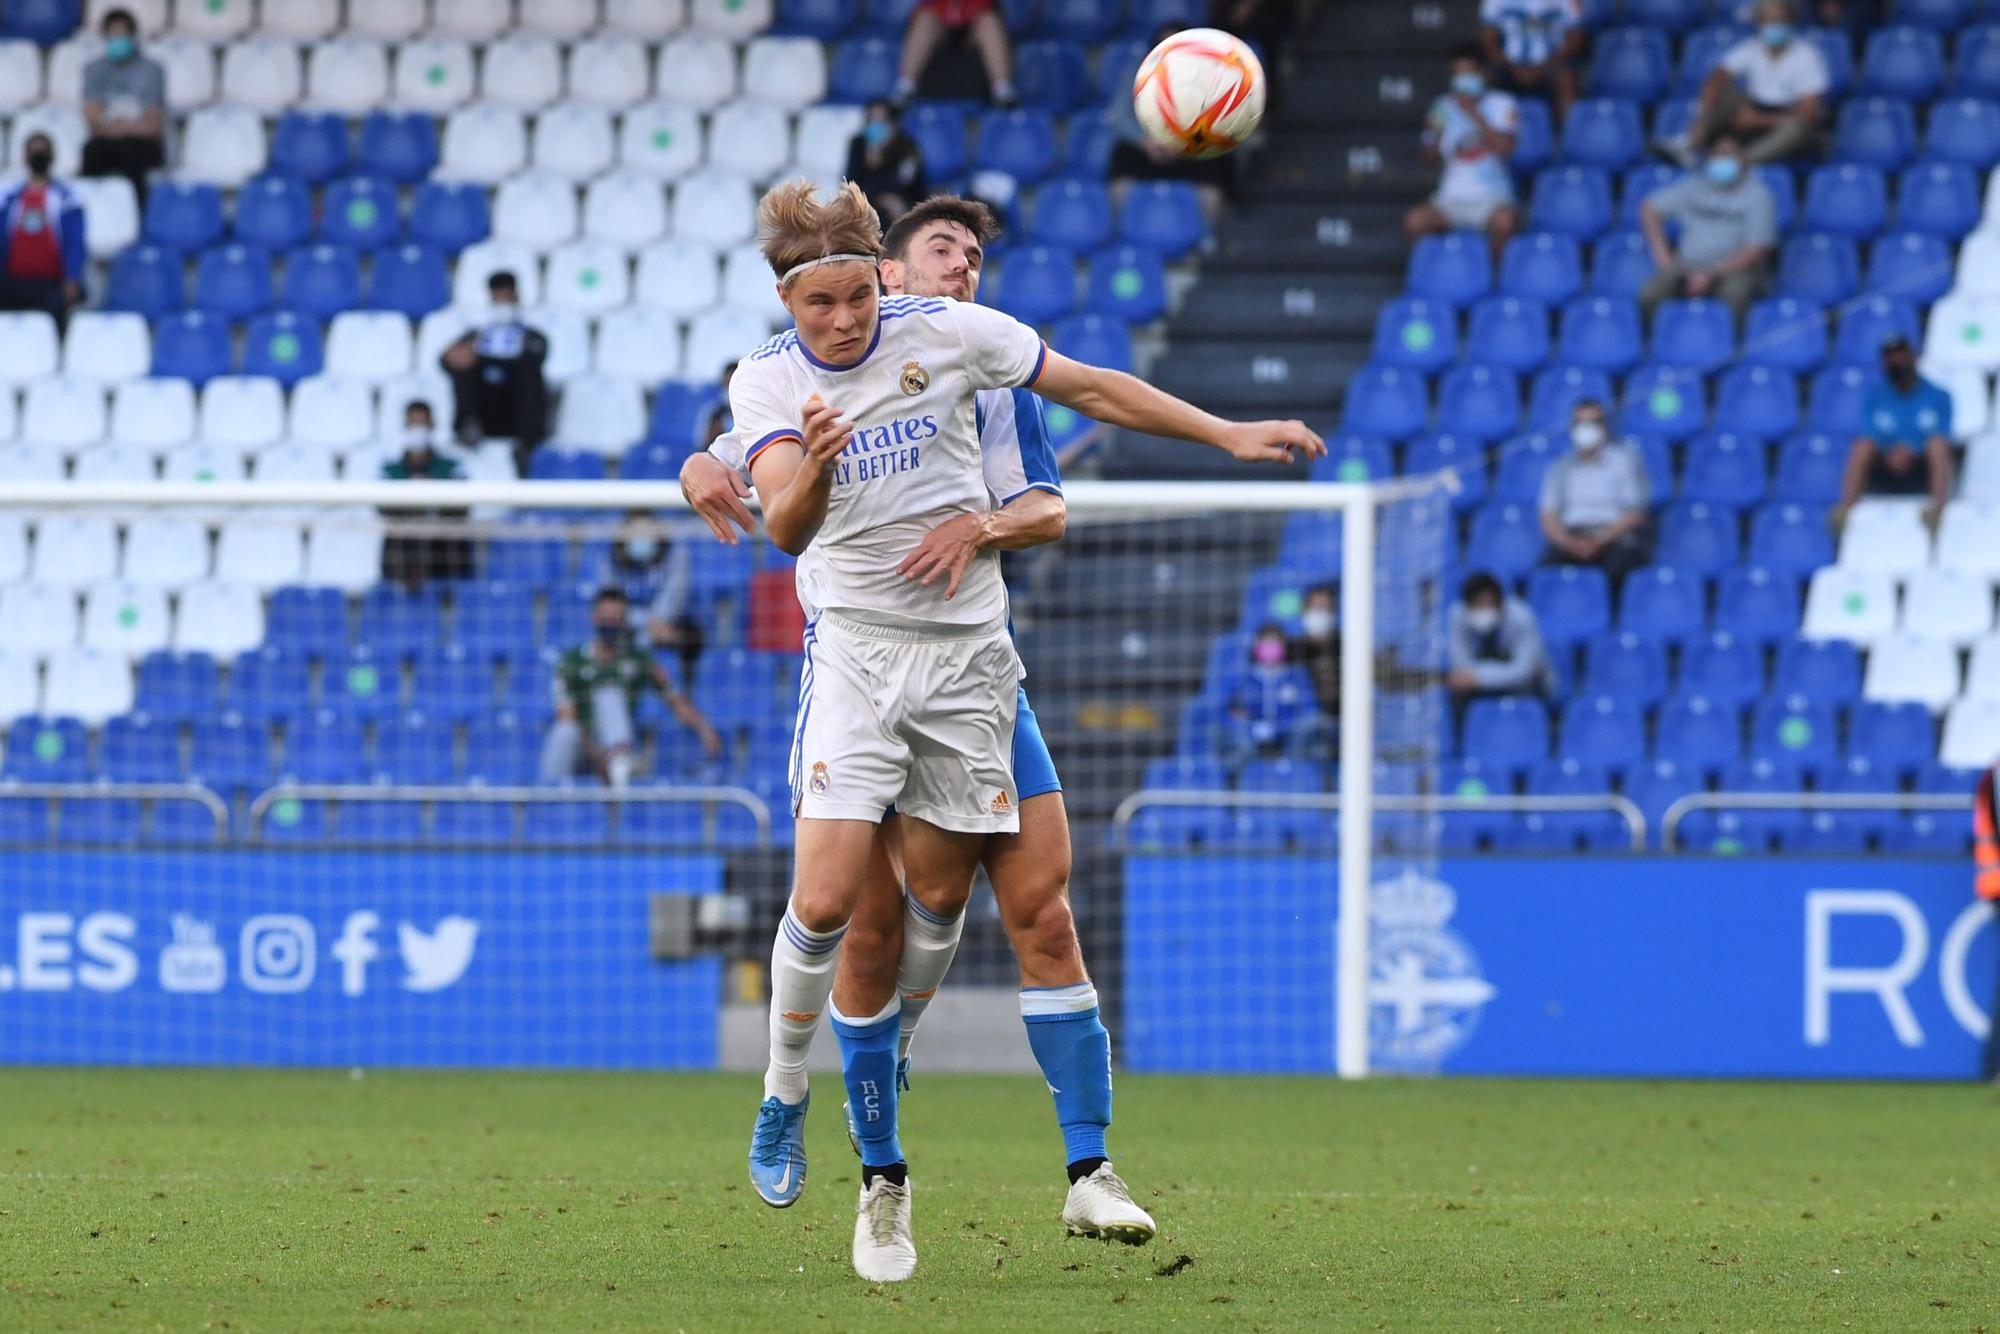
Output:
[0, 782, 232, 841]
[1110, 788, 1649, 851]
[1661, 791, 1972, 852]
[245, 783, 774, 845]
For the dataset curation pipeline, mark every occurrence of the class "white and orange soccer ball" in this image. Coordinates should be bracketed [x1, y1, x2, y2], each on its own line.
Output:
[1131, 28, 1266, 160]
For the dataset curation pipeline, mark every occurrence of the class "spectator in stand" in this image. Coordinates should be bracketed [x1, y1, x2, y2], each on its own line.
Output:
[1833, 333, 1956, 530]
[1655, 0, 1826, 166]
[1479, 0, 1585, 122]
[590, 509, 707, 686]
[696, 361, 737, 452]
[1446, 571, 1554, 713]
[80, 8, 167, 208]
[1217, 620, 1318, 768]
[1539, 399, 1653, 585]
[0, 134, 86, 324]
[1637, 132, 1775, 321]
[440, 271, 550, 479]
[1291, 584, 1339, 715]
[377, 399, 472, 590]
[539, 587, 722, 789]
[1108, 25, 1237, 218]
[891, 0, 1016, 109]
[1403, 42, 1521, 266]
[847, 103, 927, 231]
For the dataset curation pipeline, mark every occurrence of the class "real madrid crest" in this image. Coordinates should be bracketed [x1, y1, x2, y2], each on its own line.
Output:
[899, 361, 930, 396]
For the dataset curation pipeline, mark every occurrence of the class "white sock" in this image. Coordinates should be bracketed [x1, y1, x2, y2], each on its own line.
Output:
[765, 903, 844, 1103]
[896, 894, 965, 1063]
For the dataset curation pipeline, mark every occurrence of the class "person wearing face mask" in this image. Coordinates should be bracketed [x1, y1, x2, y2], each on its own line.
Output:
[540, 587, 724, 788]
[441, 270, 551, 478]
[1540, 399, 1653, 586]
[378, 400, 471, 590]
[1655, 0, 1826, 167]
[1638, 132, 1776, 321]
[1446, 572, 1554, 717]
[1218, 620, 1319, 770]
[591, 508, 706, 687]
[844, 103, 928, 230]
[80, 8, 167, 209]
[1405, 42, 1521, 266]
[0, 134, 87, 324]
[1833, 333, 1956, 531]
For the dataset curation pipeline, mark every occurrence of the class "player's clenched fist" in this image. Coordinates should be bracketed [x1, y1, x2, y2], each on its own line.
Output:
[801, 395, 852, 464]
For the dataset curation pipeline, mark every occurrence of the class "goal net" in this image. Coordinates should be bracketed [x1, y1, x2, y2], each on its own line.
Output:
[0, 476, 1450, 1077]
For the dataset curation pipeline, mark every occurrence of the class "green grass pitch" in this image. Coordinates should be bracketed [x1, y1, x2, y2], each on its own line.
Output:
[4, 1069, 1998, 1330]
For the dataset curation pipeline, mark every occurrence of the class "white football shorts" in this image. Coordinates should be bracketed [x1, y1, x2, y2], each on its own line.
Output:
[788, 610, 1024, 835]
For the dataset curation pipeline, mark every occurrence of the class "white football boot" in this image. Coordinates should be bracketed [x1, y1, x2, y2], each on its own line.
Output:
[852, 1176, 918, 1282]
[1062, 1162, 1156, 1244]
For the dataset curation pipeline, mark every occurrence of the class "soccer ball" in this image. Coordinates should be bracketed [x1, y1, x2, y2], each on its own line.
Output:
[1132, 28, 1266, 160]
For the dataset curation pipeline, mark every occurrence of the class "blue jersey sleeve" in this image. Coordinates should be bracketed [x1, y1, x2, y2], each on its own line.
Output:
[976, 387, 1064, 505]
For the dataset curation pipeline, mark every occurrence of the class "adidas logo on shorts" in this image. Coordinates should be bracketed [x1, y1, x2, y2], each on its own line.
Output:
[990, 790, 1011, 814]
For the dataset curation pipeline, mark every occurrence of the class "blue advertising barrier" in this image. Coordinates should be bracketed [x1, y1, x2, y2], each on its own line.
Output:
[0, 850, 724, 1068]
[1124, 856, 1999, 1079]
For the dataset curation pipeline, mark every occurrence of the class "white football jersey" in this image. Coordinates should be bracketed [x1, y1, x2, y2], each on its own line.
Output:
[720, 294, 1046, 626]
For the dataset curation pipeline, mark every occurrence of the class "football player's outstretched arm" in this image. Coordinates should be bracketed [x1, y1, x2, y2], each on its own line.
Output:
[679, 452, 756, 545]
[751, 398, 850, 556]
[1032, 349, 1327, 465]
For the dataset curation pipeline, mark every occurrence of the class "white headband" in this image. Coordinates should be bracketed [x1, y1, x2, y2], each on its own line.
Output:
[780, 253, 878, 285]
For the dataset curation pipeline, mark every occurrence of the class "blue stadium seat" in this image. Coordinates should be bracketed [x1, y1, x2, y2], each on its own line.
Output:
[1780, 810, 1874, 855]
[1462, 695, 1550, 776]
[284, 715, 369, 785]
[1632, 434, 1674, 498]
[360, 584, 446, 661]
[278, 244, 361, 321]
[1528, 564, 1612, 649]
[1527, 365, 1612, 429]
[775, 0, 860, 38]
[242, 310, 324, 386]
[136, 650, 221, 724]
[528, 450, 608, 482]
[323, 646, 402, 722]
[144, 181, 224, 251]
[1085, 245, 1166, 322]
[1747, 501, 1834, 574]
[1742, 296, 1827, 372]
[1556, 295, 1642, 372]
[464, 713, 540, 785]
[1714, 756, 1810, 847]
[1681, 431, 1768, 507]
[1589, 27, 1672, 101]
[1624, 756, 1703, 840]
[192, 243, 273, 321]
[1499, 232, 1584, 305]
[406, 180, 489, 254]
[1655, 501, 1739, 576]
[1118, 181, 1206, 258]
[97, 713, 181, 783]
[1676, 24, 1744, 92]
[860, 0, 918, 33]
[1314, 434, 1393, 483]
[500, 649, 560, 724]
[1655, 694, 1743, 772]
[1951, 24, 2000, 96]
[1465, 502, 1545, 579]
[1618, 364, 1707, 439]
[1127, 805, 1230, 851]
[1032, 178, 1113, 251]
[1618, 162, 1681, 227]
[1014, 40, 1092, 113]
[1813, 755, 1903, 850]
[1831, 96, 1916, 168]
[1371, 296, 1457, 371]
[320, 176, 399, 251]
[619, 444, 682, 481]
[1918, 763, 1983, 795]
[374, 711, 457, 784]
[1406, 232, 1492, 305]
[1649, 98, 1697, 147]
[617, 800, 709, 848]
[1752, 693, 1840, 768]
[149, 798, 224, 844]
[1859, 25, 1944, 99]
[1625, 0, 1702, 29]
[903, 104, 969, 178]
[1895, 162, 1980, 237]
[1713, 365, 1799, 438]
[1649, 297, 1734, 370]
[1777, 232, 1860, 304]
[1802, 164, 1888, 237]
[483, 528, 569, 587]
[1864, 231, 1951, 305]
[828, 37, 899, 102]
[1895, 0, 1972, 29]
[1713, 567, 1799, 645]
[1337, 363, 1428, 437]
[1804, 27, 1855, 96]
[1404, 432, 1489, 509]
[1807, 364, 1871, 435]
[151, 311, 232, 387]
[336, 800, 426, 843]
[233, 175, 313, 251]
[1237, 758, 1322, 795]
[643, 380, 715, 450]
[432, 800, 516, 844]
[269, 111, 350, 184]
[1465, 296, 1549, 371]
[1831, 295, 1918, 365]
[1049, 312, 1131, 372]
[1584, 630, 1669, 704]
[104, 243, 183, 317]
[59, 796, 143, 845]
[1436, 364, 1521, 441]
[523, 799, 612, 846]
[1849, 700, 1935, 774]
[1880, 811, 1972, 854]
[1125, 0, 1205, 32]
[1588, 228, 1654, 297]
[1275, 512, 1341, 577]
[0, 0, 81, 43]
[1618, 566, 1705, 643]
[1561, 694, 1647, 769]
[357, 110, 440, 182]
[1529, 165, 1614, 236]
[229, 646, 311, 723]
[989, 245, 1076, 324]
[1922, 97, 2000, 168]
[1145, 755, 1227, 791]
[1511, 98, 1555, 175]
[1061, 110, 1118, 178]
[1041, 0, 1121, 41]
[266, 586, 348, 659]
[1680, 629, 1764, 707]
[1493, 430, 1561, 503]
[368, 243, 451, 318]
[190, 713, 274, 794]
[1561, 98, 1644, 169]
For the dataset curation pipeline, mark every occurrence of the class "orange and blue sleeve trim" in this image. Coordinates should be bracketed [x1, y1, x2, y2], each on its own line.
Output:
[1024, 340, 1049, 388]
[744, 428, 804, 465]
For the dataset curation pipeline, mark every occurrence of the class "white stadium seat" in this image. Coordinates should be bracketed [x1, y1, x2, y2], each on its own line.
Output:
[172, 582, 263, 660]
[433, 0, 513, 40]
[214, 517, 305, 590]
[654, 34, 738, 110]
[689, 0, 772, 40]
[109, 378, 196, 448]
[0, 515, 27, 583]
[1968, 635, 2000, 704]
[288, 376, 376, 453]
[459, 439, 520, 484]
[594, 306, 685, 386]
[375, 373, 455, 441]
[0, 584, 78, 658]
[1926, 363, 1991, 438]
[415, 308, 477, 379]
[794, 104, 865, 176]
[722, 243, 787, 321]
[0, 389, 15, 441]
[0, 40, 46, 111]
[199, 376, 287, 451]
[33, 515, 119, 590]
[525, 307, 591, 383]
[521, 0, 600, 36]
[342, 442, 398, 481]
[63, 312, 150, 384]
[635, 241, 721, 317]
[23, 377, 106, 447]
[1803, 566, 1899, 643]
[481, 33, 564, 111]
[0, 443, 66, 481]
[566, 34, 650, 108]
[0, 313, 59, 386]
[73, 176, 140, 258]
[617, 102, 704, 179]
[439, 104, 528, 183]
[161, 443, 248, 484]
[326, 312, 415, 383]
[671, 169, 757, 246]
[532, 103, 616, 180]
[219, 37, 303, 111]
[151, 34, 217, 109]
[46, 36, 99, 105]
[306, 36, 390, 115]
[706, 101, 792, 183]
[82, 583, 172, 663]
[1964, 435, 2000, 503]
[1954, 233, 2000, 301]
[170, 0, 252, 39]
[349, 0, 428, 38]
[451, 240, 544, 308]
[543, 240, 631, 314]
[741, 36, 829, 111]
[252, 442, 337, 483]
[556, 374, 646, 455]
[43, 645, 134, 725]
[122, 516, 211, 590]
[1861, 634, 1961, 711]
[606, 0, 688, 36]
[1934, 500, 2000, 578]
[392, 36, 477, 113]
[1836, 499, 1931, 576]
[9, 105, 87, 175]
[492, 171, 580, 249]
[1941, 696, 2000, 769]
[72, 444, 158, 482]
[304, 514, 387, 592]
[181, 104, 268, 185]
[258, 0, 339, 40]
[686, 306, 775, 380]
[1923, 292, 2000, 373]
[0, 651, 39, 724]
[1899, 567, 1996, 645]
[582, 171, 668, 247]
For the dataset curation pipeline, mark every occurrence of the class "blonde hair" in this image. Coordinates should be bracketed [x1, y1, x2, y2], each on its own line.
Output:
[758, 179, 884, 282]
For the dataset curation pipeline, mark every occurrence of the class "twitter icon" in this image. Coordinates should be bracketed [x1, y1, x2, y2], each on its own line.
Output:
[398, 916, 479, 992]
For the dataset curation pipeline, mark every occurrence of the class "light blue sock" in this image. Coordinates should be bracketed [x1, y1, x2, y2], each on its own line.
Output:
[831, 997, 904, 1169]
[1021, 983, 1112, 1167]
